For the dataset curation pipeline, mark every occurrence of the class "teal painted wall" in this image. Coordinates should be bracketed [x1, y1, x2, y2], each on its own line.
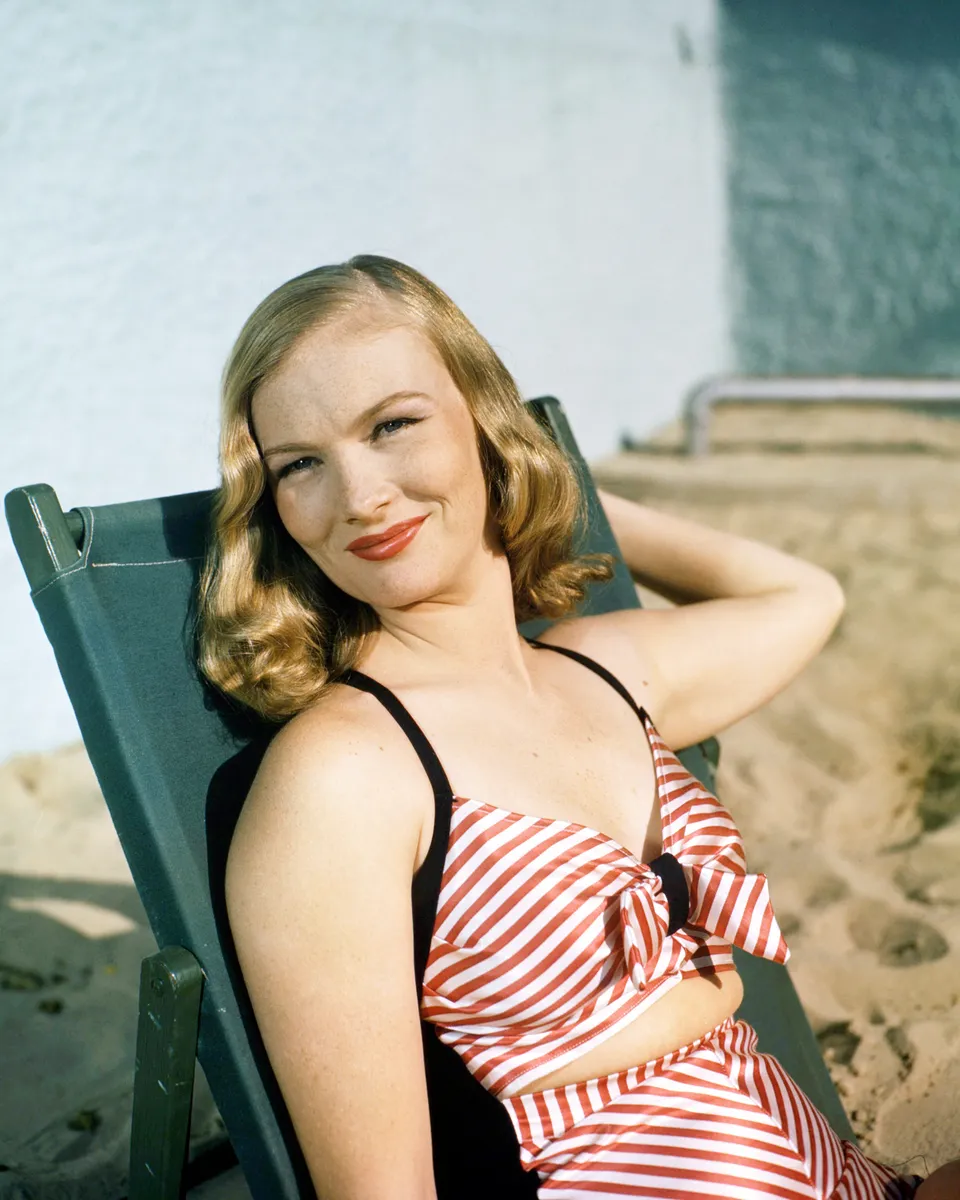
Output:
[722, 1, 960, 374]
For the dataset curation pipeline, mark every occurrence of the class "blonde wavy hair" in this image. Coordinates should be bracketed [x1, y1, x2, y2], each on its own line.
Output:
[198, 254, 613, 721]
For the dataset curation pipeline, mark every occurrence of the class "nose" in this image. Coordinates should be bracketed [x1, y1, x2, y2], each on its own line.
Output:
[332, 445, 395, 523]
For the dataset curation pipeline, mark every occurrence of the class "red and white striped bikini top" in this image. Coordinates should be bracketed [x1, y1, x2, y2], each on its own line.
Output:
[343, 639, 790, 1100]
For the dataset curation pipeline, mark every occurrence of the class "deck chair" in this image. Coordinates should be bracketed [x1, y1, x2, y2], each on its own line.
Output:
[6, 396, 855, 1200]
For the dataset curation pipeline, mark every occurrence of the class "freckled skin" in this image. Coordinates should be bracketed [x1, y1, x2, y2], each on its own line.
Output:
[252, 312, 504, 619]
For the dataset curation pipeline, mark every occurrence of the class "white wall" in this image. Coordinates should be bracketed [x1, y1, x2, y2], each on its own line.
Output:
[1, 0, 728, 759]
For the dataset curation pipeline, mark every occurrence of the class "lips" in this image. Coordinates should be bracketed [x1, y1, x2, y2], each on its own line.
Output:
[346, 515, 427, 561]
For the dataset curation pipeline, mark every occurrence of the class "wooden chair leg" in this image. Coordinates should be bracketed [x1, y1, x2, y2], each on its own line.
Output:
[128, 947, 204, 1200]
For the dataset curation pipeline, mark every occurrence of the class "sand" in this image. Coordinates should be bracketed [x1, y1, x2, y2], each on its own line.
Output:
[0, 745, 228, 1198]
[1, 401, 958, 1190]
[595, 402, 960, 1175]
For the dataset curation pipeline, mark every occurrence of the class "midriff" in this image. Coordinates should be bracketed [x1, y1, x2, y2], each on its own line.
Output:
[513, 968, 743, 1095]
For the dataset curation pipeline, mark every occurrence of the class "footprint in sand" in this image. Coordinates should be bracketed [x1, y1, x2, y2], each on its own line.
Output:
[848, 906, 949, 967]
[815, 1020, 861, 1068]
[884, 1025, 915, 1081]
[805, 872, 849, 910]
[890, 725, 960, 903]
[916, 739, 960, 833]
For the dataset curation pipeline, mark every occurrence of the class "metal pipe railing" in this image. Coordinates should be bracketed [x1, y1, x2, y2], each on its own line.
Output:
[682, 375, 960, 456]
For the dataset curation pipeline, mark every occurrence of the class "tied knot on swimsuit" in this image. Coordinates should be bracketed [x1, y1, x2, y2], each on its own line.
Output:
[619, 852, 790, 992]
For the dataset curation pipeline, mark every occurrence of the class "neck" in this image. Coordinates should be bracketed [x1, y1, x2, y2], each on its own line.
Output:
[358, 550, 538, 692]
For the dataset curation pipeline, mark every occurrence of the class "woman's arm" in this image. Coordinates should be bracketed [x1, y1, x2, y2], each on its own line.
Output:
[597, 488, 839, 607]
[226, 700, 437, 1200]
[545, 488, 844, 750]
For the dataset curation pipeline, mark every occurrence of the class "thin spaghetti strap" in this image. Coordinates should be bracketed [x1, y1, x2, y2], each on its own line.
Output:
[339, 667, 453, 996]
[340, 668, 455, 801]
[527, 640, 687, 930]
[526, 638, 648, 723]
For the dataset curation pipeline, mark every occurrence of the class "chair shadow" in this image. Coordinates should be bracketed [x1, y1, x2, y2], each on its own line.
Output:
[0, 872, 147, 923]
[0, 873, 224, 1171]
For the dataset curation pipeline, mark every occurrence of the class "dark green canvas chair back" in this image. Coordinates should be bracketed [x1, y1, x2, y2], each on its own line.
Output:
[5, 397, 853, 1199]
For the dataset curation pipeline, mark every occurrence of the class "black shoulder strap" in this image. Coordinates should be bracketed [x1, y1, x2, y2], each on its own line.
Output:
[339, 668, 453, 998]
[527, 640, 688, 935]
[527, 638, 648, 722]
[339, 667, 539, 1197]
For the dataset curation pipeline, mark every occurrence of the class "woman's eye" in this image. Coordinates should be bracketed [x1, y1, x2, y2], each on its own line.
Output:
[276, 456, 318, 479]
[372, 416, 418, 440]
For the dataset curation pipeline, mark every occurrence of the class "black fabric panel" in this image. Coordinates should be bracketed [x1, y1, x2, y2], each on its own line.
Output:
[339, 667, 455, 994]
[338, 669, 541, 1198]
[423, 1030, 540, 1200]
[648, 852, 691, 935]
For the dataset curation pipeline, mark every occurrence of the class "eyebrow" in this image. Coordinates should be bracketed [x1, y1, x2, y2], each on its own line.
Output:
[261, 390, 429, 460]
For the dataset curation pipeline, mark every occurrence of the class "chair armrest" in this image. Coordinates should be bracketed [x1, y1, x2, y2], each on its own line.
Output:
[129, 946, 204, 1200]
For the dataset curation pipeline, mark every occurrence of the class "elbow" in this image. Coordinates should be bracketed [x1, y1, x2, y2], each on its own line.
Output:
[777, 568, 845, 649]
[809, 569, 846, 639]
[822, 570, 846, 618]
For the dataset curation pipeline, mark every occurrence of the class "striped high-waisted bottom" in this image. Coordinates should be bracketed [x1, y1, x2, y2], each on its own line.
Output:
[500, 1018, 923, 1199]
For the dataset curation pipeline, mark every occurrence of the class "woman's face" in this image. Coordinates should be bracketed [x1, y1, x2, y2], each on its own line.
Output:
[251, 308, 499, 613]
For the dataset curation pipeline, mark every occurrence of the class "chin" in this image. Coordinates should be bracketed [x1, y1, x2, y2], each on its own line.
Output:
[374, 581, 450, 612]
[335, 564, 446, 612]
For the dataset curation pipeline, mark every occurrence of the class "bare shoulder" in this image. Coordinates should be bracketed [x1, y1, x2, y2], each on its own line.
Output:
[537, 573, 844, 752]
[227, 682, 430, 910]
[534, 608, 667, 719]
[224, 683, 438, 1196]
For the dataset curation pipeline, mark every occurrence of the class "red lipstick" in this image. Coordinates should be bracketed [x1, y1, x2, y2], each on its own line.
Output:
[346, 516, 427, 561]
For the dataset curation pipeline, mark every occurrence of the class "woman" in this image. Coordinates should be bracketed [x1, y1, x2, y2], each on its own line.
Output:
[199, 256, 954, 1199]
